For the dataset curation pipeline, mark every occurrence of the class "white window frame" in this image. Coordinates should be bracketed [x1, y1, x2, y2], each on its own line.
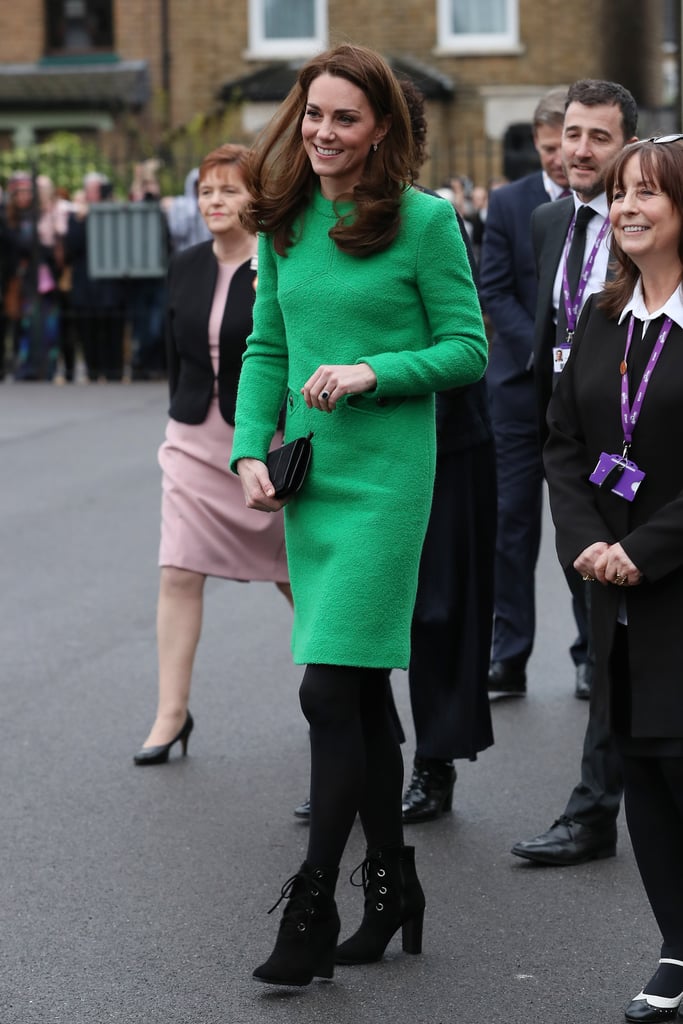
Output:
[247, 0, 327, 59]
[436, 0, 520, 55]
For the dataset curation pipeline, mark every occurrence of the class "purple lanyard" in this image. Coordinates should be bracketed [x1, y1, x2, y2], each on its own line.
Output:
[621, 313, 673, 449]
[561, 212, 610, 336]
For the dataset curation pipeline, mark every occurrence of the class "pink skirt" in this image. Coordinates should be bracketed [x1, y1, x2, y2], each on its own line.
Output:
[158, 399, 289, 582]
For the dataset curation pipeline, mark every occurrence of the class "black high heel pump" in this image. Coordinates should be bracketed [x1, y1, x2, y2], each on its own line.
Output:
[133, 712, 194, 766]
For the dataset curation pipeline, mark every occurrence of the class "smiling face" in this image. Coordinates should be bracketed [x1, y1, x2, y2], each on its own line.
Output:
[609, 152, 683, 273]
[561, 101, 631, 202]
[301, 73, 389, 200]
[197, 164, 251, 239]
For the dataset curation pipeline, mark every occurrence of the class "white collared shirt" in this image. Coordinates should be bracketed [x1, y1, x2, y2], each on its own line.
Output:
[618, 278, 683, 335]
[552, 192, 612, 325]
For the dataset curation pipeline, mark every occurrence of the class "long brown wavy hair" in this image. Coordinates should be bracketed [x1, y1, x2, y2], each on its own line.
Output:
[240, 44, 415, 257]
[600, 139, 683, 319]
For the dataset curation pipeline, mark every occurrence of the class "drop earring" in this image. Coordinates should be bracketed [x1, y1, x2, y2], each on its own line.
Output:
[372, 143, 378, 152]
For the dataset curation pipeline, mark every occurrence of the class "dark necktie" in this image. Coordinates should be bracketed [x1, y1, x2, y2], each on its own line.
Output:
[556, 205, 596, 344]
[566, 205, 596, 297]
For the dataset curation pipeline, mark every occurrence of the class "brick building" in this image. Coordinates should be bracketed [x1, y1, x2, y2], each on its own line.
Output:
[0, 0, 677, 188]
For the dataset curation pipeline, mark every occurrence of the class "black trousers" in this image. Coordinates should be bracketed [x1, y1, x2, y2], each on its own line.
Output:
[564, 578, 623, 825]
[73, 307, 125, 381]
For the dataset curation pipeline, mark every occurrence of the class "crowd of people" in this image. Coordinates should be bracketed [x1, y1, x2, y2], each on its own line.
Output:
[0, 158, 502, 386]
[5, 42, 683, 1022]
[0, 160, 212, 384]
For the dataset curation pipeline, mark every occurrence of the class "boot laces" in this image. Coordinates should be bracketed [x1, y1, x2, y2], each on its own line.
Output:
[348, 855, 389, 910]
[266, 869, 332, 934]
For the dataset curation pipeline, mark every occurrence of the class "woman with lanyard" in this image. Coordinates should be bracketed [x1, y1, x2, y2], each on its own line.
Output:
[543, 135, 683, 1023]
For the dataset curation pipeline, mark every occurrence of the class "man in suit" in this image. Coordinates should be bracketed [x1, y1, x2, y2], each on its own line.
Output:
[511, 78, 639, 866]
[480, 88, 570, 699]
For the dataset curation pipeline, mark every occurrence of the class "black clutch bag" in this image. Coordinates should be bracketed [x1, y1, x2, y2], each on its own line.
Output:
[266, 431, 313, 499]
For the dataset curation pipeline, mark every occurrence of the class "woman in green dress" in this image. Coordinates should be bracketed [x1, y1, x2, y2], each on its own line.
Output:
[231, 44, 488, 987]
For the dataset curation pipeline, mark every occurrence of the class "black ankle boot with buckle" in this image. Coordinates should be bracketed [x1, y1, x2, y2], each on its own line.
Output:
[335, 845, 425, 965]
[253, 862, 340, 986]
[402, 757, 456, 823]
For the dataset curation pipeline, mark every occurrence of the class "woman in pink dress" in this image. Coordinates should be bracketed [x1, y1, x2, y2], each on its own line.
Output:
[134, 144, 291, 765]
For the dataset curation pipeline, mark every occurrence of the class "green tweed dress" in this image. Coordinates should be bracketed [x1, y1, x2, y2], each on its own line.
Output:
[231, 186, 487, 668]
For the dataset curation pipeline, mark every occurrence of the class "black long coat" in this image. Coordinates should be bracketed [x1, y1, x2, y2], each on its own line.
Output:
[544, 295, 683, 738]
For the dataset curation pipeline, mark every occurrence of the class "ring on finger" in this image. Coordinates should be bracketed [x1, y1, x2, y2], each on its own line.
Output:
[320, 390, 330, 400]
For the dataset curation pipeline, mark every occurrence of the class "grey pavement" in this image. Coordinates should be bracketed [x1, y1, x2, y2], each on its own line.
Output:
[1, 382, 657, 1024]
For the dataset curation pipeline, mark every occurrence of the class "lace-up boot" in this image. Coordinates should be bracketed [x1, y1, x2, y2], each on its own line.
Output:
[335, 845, 425, 965]
[253, 862, 340, 986]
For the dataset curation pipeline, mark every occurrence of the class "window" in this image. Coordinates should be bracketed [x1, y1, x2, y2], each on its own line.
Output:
[45, 0, 113, 54]
[436, 0, 519, 54]
[248, 0, 327, 58]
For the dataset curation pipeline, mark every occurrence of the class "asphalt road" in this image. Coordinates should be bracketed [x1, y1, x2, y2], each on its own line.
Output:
[1, 382, 658, 1024]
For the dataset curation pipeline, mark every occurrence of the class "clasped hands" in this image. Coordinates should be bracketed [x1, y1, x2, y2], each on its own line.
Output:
[574, 541, 642, 587]
[236, 362, 377, 512]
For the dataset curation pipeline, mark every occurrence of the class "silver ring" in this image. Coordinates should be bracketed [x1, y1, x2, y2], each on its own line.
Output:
[321, 390, 330, 400]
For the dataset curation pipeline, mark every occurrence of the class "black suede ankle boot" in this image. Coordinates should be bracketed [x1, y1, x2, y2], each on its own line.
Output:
[253, 862, 340, 986]
[335, 845, 425, 965]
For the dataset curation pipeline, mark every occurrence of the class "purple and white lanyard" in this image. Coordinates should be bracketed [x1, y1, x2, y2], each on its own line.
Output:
[561, 211, 610, 341]
[620, 313, 673, 454]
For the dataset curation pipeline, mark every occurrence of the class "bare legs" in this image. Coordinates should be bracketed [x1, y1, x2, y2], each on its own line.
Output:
[142, 566, 205, 747]
[140, 568, 292, 749]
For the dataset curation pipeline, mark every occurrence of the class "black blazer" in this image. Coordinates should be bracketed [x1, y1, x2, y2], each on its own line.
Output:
[166, 240, 256, 425]
[545, 296, 683, 737]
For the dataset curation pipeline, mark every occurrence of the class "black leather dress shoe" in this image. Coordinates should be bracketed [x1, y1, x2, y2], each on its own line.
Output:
[511, 815, 617, 865]
[402, 757, 456, 823]
[488, 659, 526, 697]
[575, 662, 592, 700]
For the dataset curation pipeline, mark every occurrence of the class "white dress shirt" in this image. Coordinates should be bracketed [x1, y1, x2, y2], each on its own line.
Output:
[552, 192, 611, 326]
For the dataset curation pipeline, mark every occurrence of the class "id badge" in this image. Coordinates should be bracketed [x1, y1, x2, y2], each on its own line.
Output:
[553, 345, 571, 373]
[589, 451, 645, 502]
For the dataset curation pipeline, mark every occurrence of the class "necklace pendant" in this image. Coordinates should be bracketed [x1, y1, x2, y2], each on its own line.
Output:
[620, 360, 628, 375]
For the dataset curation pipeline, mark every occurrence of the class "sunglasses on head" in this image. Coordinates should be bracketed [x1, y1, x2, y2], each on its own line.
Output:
[648, 134, 683, 144]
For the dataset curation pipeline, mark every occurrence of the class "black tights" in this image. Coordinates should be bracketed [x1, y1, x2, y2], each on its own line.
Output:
[299, 664, 404, 868]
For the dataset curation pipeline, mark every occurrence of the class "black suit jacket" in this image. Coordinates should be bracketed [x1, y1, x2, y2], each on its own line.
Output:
[545, 296, 683, 737]
[530, 195, 576, 436]
[166, 240, 256, 425]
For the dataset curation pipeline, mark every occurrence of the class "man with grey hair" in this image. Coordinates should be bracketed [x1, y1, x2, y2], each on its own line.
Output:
[480, 87, 570, 700]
